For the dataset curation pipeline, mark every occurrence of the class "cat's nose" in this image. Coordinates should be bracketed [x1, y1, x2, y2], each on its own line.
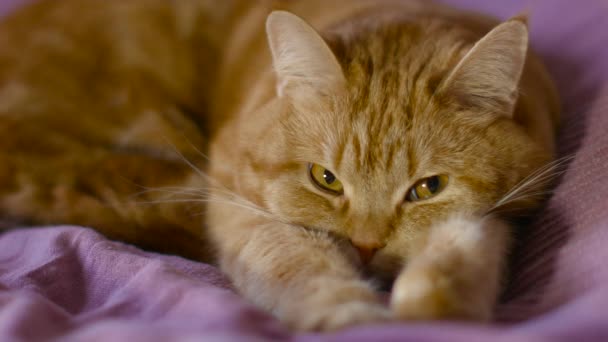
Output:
[351, 241, 383, 264]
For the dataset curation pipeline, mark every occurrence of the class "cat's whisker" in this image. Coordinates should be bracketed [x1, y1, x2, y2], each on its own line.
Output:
[118, 175, 219, 201]
[129, 196, 283, 223]
[128, 186, 212, 199]
[499, 169, 566, 203]
[129, 186, 261, 217]
[159, 139, 280, 216]
[137, 138, 264, 205]
[490, 190, 558, 213]
[177, 132, 212, 162]
[502, 155, 571, 197]
[160, 138, 261, 202]
[129, 181, 275, 226]
[486, 188, 559, 218]
[118, 158, 263, 213]
[123, 163, 285, 224]
[161, 137, 213, 182]
[487, 155, 573, 214]
[489, 159, 567, 210]
[128, 198, 207, 205]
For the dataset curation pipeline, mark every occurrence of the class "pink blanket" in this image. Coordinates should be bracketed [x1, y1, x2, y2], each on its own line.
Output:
[2, 0, 608, 341]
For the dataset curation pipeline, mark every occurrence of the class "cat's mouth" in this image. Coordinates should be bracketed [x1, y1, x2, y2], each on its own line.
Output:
[363, 270, 394, 306]
[363, 269, 396, 292]
[299, 224, 400, 292]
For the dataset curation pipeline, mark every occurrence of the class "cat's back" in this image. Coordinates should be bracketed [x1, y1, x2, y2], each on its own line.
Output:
[0, 0, 228, 125]
[0, 0, 242, 259]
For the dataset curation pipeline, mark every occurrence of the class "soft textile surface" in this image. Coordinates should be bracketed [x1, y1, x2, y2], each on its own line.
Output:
[2, 0, 608, 341]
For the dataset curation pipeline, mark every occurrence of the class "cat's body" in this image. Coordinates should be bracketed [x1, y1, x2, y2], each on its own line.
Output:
[0, 0, 559, 331]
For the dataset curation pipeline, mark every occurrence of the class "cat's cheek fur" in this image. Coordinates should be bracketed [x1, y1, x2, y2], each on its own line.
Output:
[390, 214, 510, 321]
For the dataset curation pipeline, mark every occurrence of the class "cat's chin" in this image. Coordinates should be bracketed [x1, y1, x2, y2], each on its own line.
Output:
[362, 266, 397, 293]
[362, 273, 392, 306]
[365, 254, 403, 288]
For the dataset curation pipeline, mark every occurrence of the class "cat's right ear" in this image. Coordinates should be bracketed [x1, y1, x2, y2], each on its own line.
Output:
[266, 11, 346, 99]
[439, 18, 529, 117]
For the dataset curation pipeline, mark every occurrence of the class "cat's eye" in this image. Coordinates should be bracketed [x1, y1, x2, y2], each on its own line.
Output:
[308, 163, 344, 194]
[406, 175, 449, 202]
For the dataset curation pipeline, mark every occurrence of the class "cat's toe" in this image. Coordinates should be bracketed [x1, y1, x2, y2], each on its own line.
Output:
[390, 268, 491, 321]
[293, 301, 392, 332]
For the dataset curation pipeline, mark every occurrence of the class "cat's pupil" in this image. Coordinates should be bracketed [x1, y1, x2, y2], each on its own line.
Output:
[426, 176, 439, 193]
[323, 170, 336, 184]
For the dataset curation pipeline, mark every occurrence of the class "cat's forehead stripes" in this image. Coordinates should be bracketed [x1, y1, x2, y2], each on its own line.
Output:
[326, 23, 472, 177]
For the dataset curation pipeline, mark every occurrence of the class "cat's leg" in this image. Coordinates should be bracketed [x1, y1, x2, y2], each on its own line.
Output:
[209, 213, 391, 331]
[390, 214, 510, 321]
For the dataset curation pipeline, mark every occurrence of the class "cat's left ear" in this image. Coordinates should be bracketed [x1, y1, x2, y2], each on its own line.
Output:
[266, 11, 346, 98]
[440, 17, 529, 117]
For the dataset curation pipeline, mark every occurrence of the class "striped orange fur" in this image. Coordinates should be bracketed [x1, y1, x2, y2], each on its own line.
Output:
[0, 0, 559, 331]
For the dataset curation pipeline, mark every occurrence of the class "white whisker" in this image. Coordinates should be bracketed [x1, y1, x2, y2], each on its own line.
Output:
[178, 132, 212, 162]
[116, 137, 286, 226]
[487, 155, 573, 214]
[128, 196, 283, 223]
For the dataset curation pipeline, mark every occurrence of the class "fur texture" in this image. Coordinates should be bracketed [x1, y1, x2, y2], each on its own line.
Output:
[0, 0, 559, 331]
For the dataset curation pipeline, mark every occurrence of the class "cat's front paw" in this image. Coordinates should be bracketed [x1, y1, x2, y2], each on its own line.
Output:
[292, 301, 392, 332]
[390, 214, 505, 322]
[389, 265, 491, 321]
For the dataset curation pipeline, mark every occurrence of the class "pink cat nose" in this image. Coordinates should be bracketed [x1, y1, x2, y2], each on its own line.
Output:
[351, 241, 383, 264]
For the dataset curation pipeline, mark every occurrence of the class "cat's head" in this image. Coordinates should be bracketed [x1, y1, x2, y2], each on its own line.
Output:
[243, 11, 553, 281]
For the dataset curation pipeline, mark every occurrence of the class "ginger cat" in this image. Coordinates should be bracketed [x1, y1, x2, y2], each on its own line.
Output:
[0, 0, 559, 331]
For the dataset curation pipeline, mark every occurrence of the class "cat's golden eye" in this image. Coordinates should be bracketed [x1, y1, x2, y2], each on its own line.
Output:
[406, 175, 449, 202]
[308, 163, 344, 194]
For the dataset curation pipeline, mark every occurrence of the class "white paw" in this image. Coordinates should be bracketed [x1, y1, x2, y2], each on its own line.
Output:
[390, 265, 491, 321]
[292, 301, 392, 332]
